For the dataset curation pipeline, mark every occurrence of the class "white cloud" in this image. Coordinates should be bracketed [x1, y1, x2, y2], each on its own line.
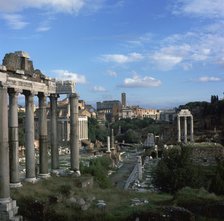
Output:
[52, 69, 86, 84]
[127, 33, 153, 47]
[92, 85, 107, 92]
[36, 25, 51, 32]
[2, 14, 29, 29]
[151, 45, 190, 70]
[120, 75, 161, 88]
[174, 0, 224, 18]
[0, 0, 85, 14]
[150, 23, 224, 70]
[0, 0, 106, 14]
[35, 16, 54, 32]
[101, 52, 143, 64]
[152, 52, 183, 70]
[107, 70, 117, 77]
[197, 76, 222, 82]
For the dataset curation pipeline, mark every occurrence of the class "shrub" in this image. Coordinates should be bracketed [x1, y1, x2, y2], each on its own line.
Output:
[152, 146, 210, 193]
[209, 160, 224, 195]
[80, 156, 112, 188]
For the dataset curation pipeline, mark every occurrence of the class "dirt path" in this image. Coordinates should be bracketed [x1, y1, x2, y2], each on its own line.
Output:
[110, 152, 138, 189]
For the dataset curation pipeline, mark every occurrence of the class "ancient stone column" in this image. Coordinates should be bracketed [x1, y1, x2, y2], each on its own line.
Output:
[38, 93, 49, 178]
[8, 89, 22, 187]
[24, 91, 36, 182]
[0, 85, 21, 221]
[50, 94, 59, 171]
[69, 93, 80, 175]
[177, 115, 181, 142]
[184, 116, 187, 143]
[190, 116, 194, 142]
[0, 86, 10, 202]
[107, 136, 111, 152]
[110, 128, 115, 150]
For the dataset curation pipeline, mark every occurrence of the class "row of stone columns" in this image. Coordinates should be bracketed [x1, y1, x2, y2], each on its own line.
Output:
[78, 117, 88, 140]
[177, 115, 194, 143]
[0, 86, 80, 204]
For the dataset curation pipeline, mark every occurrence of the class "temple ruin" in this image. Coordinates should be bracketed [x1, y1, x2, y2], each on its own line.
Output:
[177, 109, 194, 143]
[0, 51, 81, 220]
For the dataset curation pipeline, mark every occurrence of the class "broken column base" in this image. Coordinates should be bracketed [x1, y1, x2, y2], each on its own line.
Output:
[38, 173, 51, 179]
[0, 199, 22, 221]
[51, 169, 60, 176]
[70, 170, 81, 177]
[9, 183, 22, 189]
[24, 177, 38, 183]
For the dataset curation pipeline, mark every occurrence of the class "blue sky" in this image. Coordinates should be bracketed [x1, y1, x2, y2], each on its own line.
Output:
[1, 0, 224, 109]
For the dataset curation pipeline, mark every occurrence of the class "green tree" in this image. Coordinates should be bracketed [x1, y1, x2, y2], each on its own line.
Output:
[124, 129, 140, 143]
[152, 146, 208, 193]
[88, 117, 108, 142]
[209, 160, 224, 195]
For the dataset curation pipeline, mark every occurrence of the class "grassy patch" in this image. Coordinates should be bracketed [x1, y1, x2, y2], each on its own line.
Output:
[11, 176, 173, 221]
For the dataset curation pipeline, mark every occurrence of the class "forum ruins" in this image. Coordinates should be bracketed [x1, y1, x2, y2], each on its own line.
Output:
[0, 51, 196, 220]
[0, 51, 82, 220]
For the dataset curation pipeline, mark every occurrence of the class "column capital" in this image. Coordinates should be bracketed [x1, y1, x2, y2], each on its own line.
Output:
[69, 93, 79, 99]
[22, 90, 37, 97]
[0, 83, 8, 90]
[8, 88, 22, 95]
[38, 92, 49, 98]
[50, 93, 59, 99]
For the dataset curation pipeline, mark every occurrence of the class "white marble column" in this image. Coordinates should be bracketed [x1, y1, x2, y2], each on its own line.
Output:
[184, 116, 188, 143]
[177, 115, 181, 142]
[8, 89, 22, 187]
[24, 91, 37, 182]
[190, 116, 194, 142]
[107, 136, 111, 153]
[38, 93, 49, 178]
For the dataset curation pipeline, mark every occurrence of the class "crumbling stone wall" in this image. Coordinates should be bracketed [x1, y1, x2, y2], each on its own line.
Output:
[3, 52, 34, 74]
[2, 51, 47, 82]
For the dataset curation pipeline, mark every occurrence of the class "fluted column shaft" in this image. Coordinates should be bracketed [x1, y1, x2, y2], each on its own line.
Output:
[0, 86, 10, 201]
[38, 93, 49, 177]
[24, 91, 36, 181]
[69, 93, 79, 173]
[8, 89, 21, 186]
[50, 94, 59, 170]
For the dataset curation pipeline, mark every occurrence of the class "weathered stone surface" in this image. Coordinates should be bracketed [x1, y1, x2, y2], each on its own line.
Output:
[3, 52, 34, 74]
